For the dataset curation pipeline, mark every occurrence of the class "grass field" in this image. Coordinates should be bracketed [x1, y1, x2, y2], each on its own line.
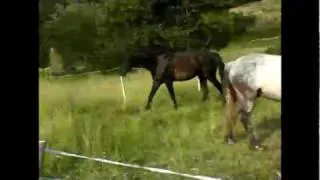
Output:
[39, 36, 281, 180]
[40, 1, 281, 179]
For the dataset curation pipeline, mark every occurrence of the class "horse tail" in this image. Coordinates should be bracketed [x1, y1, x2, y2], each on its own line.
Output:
[208, 50, 225, 83]
[218, 60, 225, 83]
[222, 66, 239, 141]
[222, 66, 237, 105]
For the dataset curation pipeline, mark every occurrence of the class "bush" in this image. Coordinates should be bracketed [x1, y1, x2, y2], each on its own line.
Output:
[39, 0, 259, 72]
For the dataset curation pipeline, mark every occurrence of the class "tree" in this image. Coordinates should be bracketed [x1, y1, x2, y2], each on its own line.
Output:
[39, 0, 258, 73]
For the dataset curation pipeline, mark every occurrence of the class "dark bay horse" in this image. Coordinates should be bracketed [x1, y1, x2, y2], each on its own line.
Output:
[120, 48, 225, 110]
[222, 53, 281, 150]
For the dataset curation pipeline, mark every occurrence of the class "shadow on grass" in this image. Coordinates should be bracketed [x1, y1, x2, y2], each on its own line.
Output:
[236, 115, 281, 144]
[256, 116, 281, 143]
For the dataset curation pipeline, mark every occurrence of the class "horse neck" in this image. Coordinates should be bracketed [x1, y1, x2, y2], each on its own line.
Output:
[140, 62, 157, 78]
[143, 62, 156, 72]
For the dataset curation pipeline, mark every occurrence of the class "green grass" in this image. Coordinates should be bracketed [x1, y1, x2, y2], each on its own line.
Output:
[221, 37, 280, 61]
[40, 0, 281, 178]
[40, 39, 281, 180]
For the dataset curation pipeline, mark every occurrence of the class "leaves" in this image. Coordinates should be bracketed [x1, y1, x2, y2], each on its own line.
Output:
[39, 0, 258, 72]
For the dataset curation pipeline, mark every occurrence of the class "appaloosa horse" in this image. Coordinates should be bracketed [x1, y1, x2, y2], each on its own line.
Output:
[222, 53, 281, 150]
[120, 47, 225, 110]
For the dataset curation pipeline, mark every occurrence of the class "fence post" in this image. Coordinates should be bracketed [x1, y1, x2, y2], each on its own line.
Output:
[39, 140, 47, 175]
[275, 171, 281, 180]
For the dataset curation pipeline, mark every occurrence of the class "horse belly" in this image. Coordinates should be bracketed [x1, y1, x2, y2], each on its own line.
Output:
[173, 58, 197, 81]
[173, 70, 196, 81]
[256, 63, 281, 101]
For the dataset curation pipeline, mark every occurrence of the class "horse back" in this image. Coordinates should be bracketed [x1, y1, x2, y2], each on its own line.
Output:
[255, 55, 281, 100]
[226, 53, 281, 101]
[170, 51, 201, 66]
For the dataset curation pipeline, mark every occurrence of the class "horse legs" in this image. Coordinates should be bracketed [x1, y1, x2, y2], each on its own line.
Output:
[145, 80, 162, 110]
[164, 80, 178, 109]
[224, 83, 238, 144]
[208, 76, 223, 95]
[239, 98, 262, 150]
[199, 77, 209, 101]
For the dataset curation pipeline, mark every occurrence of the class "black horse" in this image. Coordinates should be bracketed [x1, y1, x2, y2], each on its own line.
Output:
[120, 47, 225, 110]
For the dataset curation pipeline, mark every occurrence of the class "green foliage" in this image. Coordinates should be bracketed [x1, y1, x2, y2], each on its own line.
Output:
[44, 3, 98, 68]
[193, 11, 255, 50]
[39, 27, 50, 68]
[39, 0, 263, 73]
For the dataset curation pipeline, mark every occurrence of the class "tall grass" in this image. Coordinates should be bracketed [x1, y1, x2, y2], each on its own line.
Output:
[40, 42, 281, 180]
[40, 15, 281, 178]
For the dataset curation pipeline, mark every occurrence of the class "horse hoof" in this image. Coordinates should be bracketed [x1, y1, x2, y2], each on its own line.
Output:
[202, 97, 208, 102]
[249, 144, 265, 151]
[145, 106, 151, 110]
[251, 146, 264, 151]
[227, 139, 236, 145]
[225, 136, 236, 145]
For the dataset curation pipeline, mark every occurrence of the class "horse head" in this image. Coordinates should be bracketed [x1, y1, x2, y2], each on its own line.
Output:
[120, 44, 172, 77]
[120, 48, 155, 77]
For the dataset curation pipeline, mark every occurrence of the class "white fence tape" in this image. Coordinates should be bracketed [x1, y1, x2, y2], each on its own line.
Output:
[45, 148, 222, 180]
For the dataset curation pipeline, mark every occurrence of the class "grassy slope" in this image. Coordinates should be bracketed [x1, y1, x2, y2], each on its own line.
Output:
[230, 0, 281, 40]
[40, 0, 281, 179]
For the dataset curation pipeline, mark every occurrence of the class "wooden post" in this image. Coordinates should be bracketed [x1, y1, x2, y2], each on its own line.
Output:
[39, 140, 47, 175]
